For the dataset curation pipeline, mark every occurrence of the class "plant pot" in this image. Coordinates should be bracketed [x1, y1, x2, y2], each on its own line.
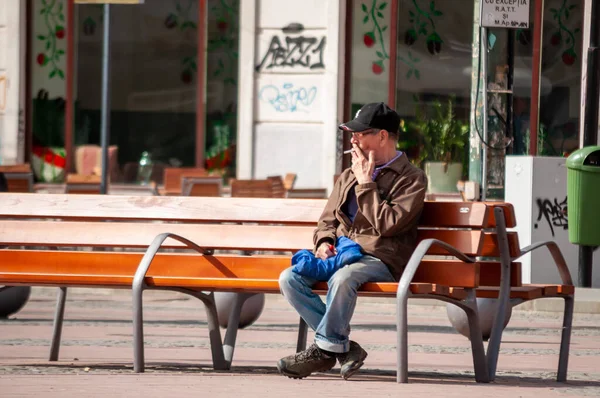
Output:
[424, 161, 462, 194]
[32, 146, 66, 183]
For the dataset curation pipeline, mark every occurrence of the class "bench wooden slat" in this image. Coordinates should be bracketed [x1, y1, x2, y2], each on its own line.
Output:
[0, 220, 316, 250]
[486, 203, 517, 228]
[3, 221, 502, 260]
[417, 230, 483, 256]
[478, 262, 522, 287]
[0, 250, 482, 288]
[481, 231, 521, 257]
[412, 260, 479, 288]
[0, 193, 327, 224]
[476, 286, 544, 300]
[0, 274, 133, 287]
[526, 284, 573, 296]
[420, 202, 489, 228]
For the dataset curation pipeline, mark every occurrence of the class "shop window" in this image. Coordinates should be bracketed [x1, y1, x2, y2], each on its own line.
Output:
[68, 0, 238, 184]
[75, 1, 200, 183]
[537, 0, 583, 157]
[395, 0, 474, 170]
[205, 0, 239, 180]
[30, 0, 68, 182]
[349, 0, 391, 116]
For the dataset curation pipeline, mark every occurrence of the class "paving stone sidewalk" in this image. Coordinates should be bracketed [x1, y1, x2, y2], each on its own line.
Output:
[1, 287, 599, 397]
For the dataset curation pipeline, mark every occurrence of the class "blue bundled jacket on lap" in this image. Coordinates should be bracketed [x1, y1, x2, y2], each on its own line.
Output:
[291, 236, 363, 281]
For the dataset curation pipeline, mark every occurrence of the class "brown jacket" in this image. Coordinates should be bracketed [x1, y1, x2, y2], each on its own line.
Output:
[313, 153, 427, 280]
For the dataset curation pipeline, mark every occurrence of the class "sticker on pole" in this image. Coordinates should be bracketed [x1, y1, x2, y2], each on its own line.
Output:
[480, 0, 530, 29]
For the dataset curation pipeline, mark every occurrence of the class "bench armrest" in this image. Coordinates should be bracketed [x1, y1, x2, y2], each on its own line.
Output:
[518, 241, 573, 286]
[397, 238, 476, 299]
[133, 232, 213, 290]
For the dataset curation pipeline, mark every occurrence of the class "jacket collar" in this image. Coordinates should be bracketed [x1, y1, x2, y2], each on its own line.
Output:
[383, 152, 410, 175]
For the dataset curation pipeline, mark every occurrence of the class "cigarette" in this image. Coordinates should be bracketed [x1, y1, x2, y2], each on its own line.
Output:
[343, 149, 354, 154]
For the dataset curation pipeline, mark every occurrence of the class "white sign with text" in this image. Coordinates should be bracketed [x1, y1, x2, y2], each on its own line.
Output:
[480, 0, 530, 29]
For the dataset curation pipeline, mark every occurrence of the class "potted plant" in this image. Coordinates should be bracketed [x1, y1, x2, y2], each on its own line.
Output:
[403, 97, 469, 193]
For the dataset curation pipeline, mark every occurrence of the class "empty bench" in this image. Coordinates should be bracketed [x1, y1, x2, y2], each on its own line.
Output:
[0, 193, 573, 383]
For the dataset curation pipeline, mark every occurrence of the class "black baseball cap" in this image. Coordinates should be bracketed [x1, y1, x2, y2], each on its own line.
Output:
[339, 102, 400, 134]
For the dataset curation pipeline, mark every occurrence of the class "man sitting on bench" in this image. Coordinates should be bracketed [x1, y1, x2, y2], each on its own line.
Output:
[277, 102, 427, 380]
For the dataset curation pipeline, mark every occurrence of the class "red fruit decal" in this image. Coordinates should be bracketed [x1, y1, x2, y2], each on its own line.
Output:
[37, 53, 46, 65]
[372, 62, 383, 75]
[55, 27, 65, 39]
[217, 20, 228, 32]
[562, 51, 575, 66]
[363, 32, 375, 48]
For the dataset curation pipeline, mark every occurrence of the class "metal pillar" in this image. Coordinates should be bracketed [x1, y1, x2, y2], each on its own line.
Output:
[100, 4, 111, 195]
[480, 26, 488, 202]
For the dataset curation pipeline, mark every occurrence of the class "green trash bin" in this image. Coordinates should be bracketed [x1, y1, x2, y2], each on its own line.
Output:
[566, 146, 600, 246]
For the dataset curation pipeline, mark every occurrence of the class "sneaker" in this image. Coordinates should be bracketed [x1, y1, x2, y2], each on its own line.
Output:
[336, 341, 368, 380]
[277, 343, 336, 379]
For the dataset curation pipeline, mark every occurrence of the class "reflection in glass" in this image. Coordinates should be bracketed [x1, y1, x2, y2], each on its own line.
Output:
[538, 0, 583, 157]
[76, 1, 199, 183]
[395, 0, 474, 175]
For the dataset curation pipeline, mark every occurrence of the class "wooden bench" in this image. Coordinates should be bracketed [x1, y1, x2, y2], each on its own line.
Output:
[0, 193, 573, 383]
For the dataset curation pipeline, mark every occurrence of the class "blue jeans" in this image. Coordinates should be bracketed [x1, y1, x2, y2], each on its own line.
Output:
[278, 255, 395, 353]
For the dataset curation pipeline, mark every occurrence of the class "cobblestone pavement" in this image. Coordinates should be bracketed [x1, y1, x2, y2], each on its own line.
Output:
[1, 287, 599, 397]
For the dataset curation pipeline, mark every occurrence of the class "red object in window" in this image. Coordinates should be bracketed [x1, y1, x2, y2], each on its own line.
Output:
[562, 51, 575, 66]
[372, 62, 383, 75]
[36, 53, 46, 65]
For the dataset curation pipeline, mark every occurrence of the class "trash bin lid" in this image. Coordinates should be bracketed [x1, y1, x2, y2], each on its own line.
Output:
[566, 146, 600, 171]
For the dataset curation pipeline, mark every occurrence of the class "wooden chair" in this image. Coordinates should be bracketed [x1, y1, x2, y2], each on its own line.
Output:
[181, 176, 223, 197]
[0, 164, 34, 193]
[162, 167, 208, 195]
[65, 173, 102, 194]
[283, 173, 297, 191]
[267, 176, 287, 198]
[230, 179, 274, 198]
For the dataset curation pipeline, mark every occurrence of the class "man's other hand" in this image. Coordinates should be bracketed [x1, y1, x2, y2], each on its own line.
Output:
[316, 241, 336, 260]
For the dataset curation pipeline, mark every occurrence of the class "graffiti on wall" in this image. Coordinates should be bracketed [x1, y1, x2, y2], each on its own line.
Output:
[258, 83, 317, 113]
[534, 197, 568, 237]
[256, 25, 326, 72]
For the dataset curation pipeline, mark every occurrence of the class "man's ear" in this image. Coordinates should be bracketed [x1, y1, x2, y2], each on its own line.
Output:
[380, 129, 389, 146]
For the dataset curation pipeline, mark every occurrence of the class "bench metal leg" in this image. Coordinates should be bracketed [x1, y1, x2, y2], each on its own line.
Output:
[463, 291, 490, 383]
[396, 293, 409, 383]
[202, 292, 228, 370]
[222, 293, 252, 367]
[557, 295, 574, 382]
[132, 231, 217, 373]
[487, 207, 514, 381]
[132, 282, 145, 373]
[296, 317, 308, 352]
[49, 287, 67, 361]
